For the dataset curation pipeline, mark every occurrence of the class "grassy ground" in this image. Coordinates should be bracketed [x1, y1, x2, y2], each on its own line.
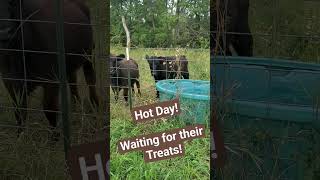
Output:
[0, 69, 105, 180]
[110, 47, 210, 179]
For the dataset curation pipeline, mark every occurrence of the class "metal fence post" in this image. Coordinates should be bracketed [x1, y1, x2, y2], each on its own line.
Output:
[128, 66, 132, 110]
[55, 0, 70, 159]
[93, 0, 109, 134]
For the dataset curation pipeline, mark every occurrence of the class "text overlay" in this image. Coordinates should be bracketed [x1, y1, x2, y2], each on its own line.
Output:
[130, 98, 181, 123]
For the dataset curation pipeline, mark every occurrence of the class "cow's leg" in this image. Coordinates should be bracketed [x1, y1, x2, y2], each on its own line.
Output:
[183, 71, 189, 79]
[131, 81, 135, 95]
[234, 33, 253, 57]
[123, 87, 129, 106]
[232, 0, 252, 57]
[111, 79, 116, 101]
[3, 79, 27, 137]
[224, 33, 234, 56]
[136, 80, 141, 96]
[83, 60, 99, 107]
[68, 71, 80, 103]
[43, 84, 60, 142]
[154, 80, 160, 98]
[112, 86, 120, 102]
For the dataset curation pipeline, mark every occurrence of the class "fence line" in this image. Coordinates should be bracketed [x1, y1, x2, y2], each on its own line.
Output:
[110, 47, 209, 107]
[0, 18, 110, 27]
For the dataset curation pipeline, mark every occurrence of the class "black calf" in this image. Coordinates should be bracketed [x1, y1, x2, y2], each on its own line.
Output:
[145, 55, 189, 98]
[110, 54, 141, 104]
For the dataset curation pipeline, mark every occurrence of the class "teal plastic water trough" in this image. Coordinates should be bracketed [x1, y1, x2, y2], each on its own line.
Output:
[156, 79, 210, 125]
[212, 56, 320, 180]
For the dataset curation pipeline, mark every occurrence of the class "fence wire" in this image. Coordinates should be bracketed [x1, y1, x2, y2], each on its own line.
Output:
[110, 47, 210, 109]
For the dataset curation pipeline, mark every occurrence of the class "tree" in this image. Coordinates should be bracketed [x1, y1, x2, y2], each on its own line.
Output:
[110, 0, 209, 48]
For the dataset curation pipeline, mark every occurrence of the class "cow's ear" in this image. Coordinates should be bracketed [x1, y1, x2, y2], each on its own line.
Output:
[159, 57, 165, 64]
[118, 54, 125, 59]
[116, 55, 124, 61]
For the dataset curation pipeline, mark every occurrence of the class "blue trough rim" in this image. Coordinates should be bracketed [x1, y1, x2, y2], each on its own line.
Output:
[156, 79, 210, 101]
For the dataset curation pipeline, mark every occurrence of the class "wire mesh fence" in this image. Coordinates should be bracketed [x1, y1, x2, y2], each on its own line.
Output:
[0, 0, 108, 179]
[109, 47, 210, 179]
[211, 0, 320, 179]
[109, 0, 211, 178]
[110, 47, 210, 109]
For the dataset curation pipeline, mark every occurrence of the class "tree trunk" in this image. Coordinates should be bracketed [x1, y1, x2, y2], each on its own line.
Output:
[175, 0, 180, 46]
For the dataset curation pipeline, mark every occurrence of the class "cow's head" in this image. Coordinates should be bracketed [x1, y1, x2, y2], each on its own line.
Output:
[110, 54, 125, 76]
[145, 55, 165, 78]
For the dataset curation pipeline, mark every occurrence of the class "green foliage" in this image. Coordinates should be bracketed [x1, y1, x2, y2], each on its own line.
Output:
[110, 0, 209, 48]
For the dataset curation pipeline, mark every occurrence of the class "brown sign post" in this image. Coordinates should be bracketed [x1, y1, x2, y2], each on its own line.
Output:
[67, 140, 108, 180]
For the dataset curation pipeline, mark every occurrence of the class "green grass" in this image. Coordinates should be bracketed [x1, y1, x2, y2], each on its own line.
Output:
[110, 47, 210, 179]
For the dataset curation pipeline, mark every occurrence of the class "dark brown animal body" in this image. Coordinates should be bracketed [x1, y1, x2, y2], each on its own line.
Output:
[145, 55, 189, 98]
[211, 0, 253, 56]
[0, 0, 99, 140]
[110, 55, 141, 104]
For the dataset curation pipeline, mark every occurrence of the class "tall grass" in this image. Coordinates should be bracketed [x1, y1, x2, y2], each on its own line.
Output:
[0, 68, 104, 180]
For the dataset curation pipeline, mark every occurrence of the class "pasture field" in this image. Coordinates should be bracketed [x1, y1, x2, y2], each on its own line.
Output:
[0, 49, 209, 179]
[110, 47, 210, 179]
[2, 0, 320, 178]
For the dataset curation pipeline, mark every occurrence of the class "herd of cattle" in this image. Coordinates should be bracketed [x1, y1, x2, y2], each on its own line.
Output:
[110, 54, 190, 102]
[0, 0, 251, 141]
[0, 0, 192, 142]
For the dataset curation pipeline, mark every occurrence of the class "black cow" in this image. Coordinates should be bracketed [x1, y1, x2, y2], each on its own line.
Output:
[0, 0, 99, 141]
[211, 0, 253, 57]
[145, 55, 189, 98]
[110, 54, 141, 104]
